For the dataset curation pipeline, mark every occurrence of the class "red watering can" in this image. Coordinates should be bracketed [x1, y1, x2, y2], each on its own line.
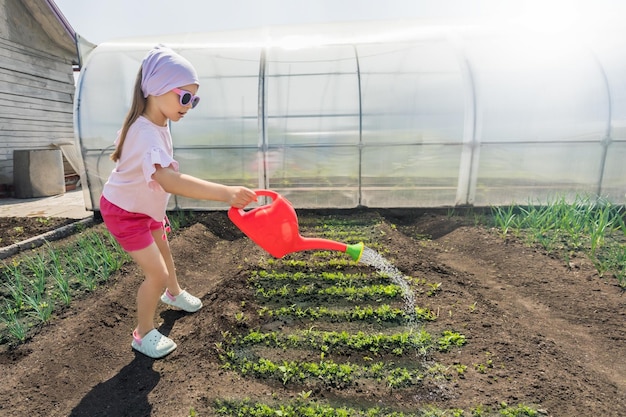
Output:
[228, 189, 364, 261]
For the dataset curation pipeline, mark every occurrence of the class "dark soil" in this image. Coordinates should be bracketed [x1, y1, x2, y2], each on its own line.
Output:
[0, 217, 76, 246]
[0, 210, 624, 417]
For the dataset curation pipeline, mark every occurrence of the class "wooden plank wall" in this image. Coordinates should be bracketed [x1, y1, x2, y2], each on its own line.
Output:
[0, 0, 76, 186]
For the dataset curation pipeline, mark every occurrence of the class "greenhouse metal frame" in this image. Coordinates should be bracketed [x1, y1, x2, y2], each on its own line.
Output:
[74, 21, 626, 210]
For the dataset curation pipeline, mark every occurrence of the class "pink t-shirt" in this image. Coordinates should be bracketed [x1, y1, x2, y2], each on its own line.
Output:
[102, 116, 179, 221]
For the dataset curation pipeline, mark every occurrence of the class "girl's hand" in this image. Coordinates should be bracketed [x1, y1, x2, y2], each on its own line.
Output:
[228, 187, 257, 209]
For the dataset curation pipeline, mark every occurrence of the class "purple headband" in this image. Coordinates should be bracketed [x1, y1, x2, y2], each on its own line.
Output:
[140, 44, 199, 98]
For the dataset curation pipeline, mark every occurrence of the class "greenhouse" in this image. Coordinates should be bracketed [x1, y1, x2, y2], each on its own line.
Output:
[74, 20, 626, 211]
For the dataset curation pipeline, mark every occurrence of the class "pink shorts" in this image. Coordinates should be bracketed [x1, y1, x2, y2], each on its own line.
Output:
[99, 195, 165, 252]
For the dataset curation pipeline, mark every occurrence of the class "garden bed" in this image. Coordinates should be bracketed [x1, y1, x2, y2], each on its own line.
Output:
[0, 209, 624, 416]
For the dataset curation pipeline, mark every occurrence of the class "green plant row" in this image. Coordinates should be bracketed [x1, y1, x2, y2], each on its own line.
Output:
[258, 303, 436, 323]
[297, 218, 379, 248]
[0, 228, 130, 344]
[310, 225, 373, 236]
[254, 283, 403, 302]
[491, 194, 626, 287]
[299, 216, 380, 226]
[251, 270, 441, 299]
[262, 257, 368, 270]
[220, 351, 454, 389]
[250, 270, 381, 284]
[213, 398, 539, 417]
[228, 328, 465, 355]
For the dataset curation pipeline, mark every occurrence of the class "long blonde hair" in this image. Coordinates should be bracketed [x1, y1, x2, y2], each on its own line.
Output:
[110, 68, 146, 162]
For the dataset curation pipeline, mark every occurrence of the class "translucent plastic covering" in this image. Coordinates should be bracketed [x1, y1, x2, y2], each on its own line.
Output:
[74, 22, 626, 210]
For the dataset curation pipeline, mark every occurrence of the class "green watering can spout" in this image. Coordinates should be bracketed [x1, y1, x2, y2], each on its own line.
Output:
[345, 242, 364, 262]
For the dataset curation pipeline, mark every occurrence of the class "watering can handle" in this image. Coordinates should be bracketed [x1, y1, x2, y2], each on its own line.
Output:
[253, 189, 279, 201]
[228, 189, 279, 218]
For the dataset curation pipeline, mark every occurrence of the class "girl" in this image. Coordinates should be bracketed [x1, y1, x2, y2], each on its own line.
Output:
[100, 45, 257, 359]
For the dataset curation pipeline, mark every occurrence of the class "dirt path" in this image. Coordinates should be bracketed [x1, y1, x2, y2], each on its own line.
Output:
[0, 211, 624, 416]
[430, 225, 626, 414]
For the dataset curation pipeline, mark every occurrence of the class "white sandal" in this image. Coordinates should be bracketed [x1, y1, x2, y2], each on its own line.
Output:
[160, 289, 203, 312]
[131, 329, 177, 359]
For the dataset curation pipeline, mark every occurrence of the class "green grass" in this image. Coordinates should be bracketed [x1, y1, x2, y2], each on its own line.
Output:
[491, 194, 626, 288]
[0, 230, 130, 345]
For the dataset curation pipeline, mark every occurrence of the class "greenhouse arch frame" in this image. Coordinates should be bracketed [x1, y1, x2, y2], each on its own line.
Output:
[74, 21, 626, 211]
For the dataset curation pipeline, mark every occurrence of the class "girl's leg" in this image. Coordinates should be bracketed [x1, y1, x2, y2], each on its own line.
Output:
[151, 228, 202, 313]
[150, 228, 183, 295]
[128, 242, 169, 338]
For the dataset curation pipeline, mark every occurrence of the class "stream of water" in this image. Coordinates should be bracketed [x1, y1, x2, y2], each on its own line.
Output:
[357, 246, 416, 322]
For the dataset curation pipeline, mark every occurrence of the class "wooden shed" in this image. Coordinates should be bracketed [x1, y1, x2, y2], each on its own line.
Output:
[0, 0, 81, 197]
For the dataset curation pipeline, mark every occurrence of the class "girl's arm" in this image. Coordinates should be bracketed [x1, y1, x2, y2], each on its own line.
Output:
[152, 165, 256, 209]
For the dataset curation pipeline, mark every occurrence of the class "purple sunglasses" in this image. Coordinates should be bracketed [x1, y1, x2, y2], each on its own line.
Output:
[172, 88, 200, 109]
